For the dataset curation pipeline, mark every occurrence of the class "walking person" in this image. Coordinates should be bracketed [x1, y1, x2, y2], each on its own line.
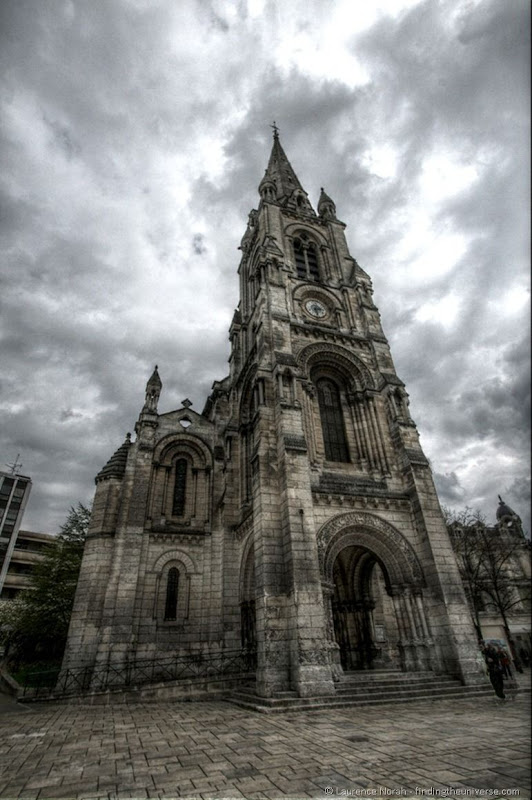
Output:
[498, 646, 512, 678]
[485, 645, 505, 699]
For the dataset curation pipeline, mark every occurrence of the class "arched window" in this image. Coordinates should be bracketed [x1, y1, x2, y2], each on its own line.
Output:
[317, 378, 349, 462]
[293, 237, 319, 281]
[172, 458, 187, 516]
[164, 567, 179, 620]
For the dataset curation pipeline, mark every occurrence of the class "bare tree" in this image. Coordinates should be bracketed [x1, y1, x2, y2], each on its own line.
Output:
[445, 506, 530, 670]
[445, 507, 487, 644]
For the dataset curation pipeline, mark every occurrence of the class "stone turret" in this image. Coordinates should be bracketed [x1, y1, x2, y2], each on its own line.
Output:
[318, 187, 337, 220]
[135, 366, 161, 443]
[143, 365, 162, 412]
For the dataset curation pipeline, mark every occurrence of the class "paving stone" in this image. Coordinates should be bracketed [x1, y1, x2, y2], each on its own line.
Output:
[0, 694, 529, 799]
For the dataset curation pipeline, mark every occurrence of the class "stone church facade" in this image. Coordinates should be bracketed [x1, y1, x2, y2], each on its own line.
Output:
[62, 131, 486, 697]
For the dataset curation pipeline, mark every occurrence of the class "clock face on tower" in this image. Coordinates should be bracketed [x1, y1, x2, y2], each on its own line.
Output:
[304, 299, 327, 319]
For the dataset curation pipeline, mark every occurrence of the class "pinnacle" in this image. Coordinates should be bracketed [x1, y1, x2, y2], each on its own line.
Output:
[147, 365, 162, 386]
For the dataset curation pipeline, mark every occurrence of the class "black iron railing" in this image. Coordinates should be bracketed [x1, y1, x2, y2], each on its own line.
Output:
[20, 648, 257, 698]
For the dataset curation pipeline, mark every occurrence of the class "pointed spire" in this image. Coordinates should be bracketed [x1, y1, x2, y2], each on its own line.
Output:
[318, 187, 337, 220]
[259, 124, 305, 203]
[147, 364, 162, 388]
[144, 365, 162, 412]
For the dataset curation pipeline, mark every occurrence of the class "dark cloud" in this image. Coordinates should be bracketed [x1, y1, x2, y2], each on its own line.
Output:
[0, 0, 529, 536]
[192, 233, 207, 255]
[434, 471, 467, 505]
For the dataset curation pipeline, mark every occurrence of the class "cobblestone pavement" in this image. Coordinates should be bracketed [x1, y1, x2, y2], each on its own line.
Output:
[0, 690, 529, 800]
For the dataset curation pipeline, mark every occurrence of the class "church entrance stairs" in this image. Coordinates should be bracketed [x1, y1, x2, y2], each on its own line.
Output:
[226, 669, 495, 713]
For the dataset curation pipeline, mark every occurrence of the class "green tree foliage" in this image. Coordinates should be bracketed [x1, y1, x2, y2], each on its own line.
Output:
[0, 503, 90, 668]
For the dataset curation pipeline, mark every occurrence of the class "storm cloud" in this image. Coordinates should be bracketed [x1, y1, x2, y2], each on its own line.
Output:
[0, 0, 529, 534]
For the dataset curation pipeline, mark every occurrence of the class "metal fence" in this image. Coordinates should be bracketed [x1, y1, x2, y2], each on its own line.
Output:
[20, 648, 257, 698]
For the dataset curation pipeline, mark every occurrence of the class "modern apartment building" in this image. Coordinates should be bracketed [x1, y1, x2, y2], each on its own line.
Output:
[0, 470, 32, 597]
[0, 529, 55, 600]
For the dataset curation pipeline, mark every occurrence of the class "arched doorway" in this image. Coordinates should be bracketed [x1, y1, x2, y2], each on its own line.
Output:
[239, 541, 256, 653]
[332, 546, 401, 670]
[318, 512, 434, 674]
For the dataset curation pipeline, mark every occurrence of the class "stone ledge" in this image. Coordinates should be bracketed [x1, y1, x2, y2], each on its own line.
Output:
[312, 492, 410, 510]
[317, 472, 388, 495]
[284, 435, 308, 452]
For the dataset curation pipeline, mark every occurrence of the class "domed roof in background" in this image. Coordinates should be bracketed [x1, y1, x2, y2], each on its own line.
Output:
[496, 495, 518, 520]
[96, 433, 132, 482]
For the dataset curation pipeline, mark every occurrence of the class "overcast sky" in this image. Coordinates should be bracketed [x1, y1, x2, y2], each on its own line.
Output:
[1, 0, 530, 536]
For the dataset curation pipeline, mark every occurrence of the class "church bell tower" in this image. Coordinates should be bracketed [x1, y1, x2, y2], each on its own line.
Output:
[209, 126, 485, 696]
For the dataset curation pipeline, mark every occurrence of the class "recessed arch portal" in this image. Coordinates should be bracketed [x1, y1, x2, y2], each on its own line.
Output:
[332, 545, 400, 670]
[318, 513, 431, 672]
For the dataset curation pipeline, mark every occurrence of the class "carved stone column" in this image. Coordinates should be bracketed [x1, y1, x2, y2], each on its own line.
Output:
[368, 396, 390, 474]
[404, 587, 432, 671]
[322, 583, 342, 680]
[162, 465, 171, 521]
[391, 587, 416, 671]
[352, 398, 371, 470]
[302, 381, 318, 464]
[412, 590, 433, 670]
[347, 394, 365, 468]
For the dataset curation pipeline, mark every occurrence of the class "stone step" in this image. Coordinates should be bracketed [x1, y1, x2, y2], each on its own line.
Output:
[335, 677, 457, 693]
[237, 686, 298, 698]
[231, 681, 484, 706]
[226, 684, 495, 714]
[339, 670, 435, 682]
[333, 684, 488, 700]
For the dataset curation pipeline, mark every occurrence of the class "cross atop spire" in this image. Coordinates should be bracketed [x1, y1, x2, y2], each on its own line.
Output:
[259, 124, 307, 204]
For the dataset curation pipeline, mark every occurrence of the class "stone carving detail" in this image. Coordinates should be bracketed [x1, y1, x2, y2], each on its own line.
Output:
[149, 532, 205, 546]
[284, 435, 307, 452]
[301, 380, 315, 398]
[262, 646, 284, 666]
[274, 351, 297, 366]
[298, 644, 330, 665]
[295, 342, 375, 390]
[316, 511, 424, 586]
[318, 473, 387, 496]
